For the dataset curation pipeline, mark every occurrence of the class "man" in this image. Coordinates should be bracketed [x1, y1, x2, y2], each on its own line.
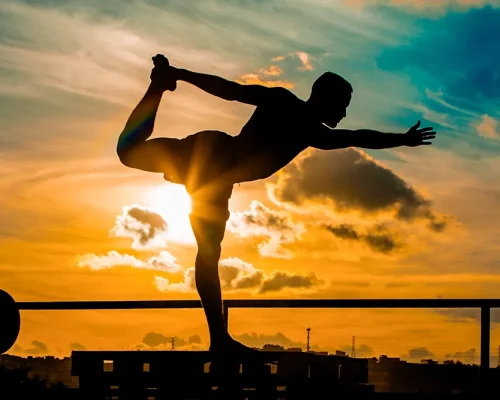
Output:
[117, 54, 436, 353]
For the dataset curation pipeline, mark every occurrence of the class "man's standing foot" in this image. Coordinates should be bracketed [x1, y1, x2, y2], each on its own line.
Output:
[209, 335, 259, 354]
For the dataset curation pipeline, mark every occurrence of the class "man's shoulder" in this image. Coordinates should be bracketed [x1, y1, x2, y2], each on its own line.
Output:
[265, 87, 302, 107]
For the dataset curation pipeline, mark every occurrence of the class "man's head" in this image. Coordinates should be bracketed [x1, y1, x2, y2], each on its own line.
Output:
[308, 72, 352, 128]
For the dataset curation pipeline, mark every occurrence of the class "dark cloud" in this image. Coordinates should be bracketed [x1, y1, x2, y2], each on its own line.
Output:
[233, 332, 320, 351]
[409, 347, 434, 360]
[260, 271, 322, 293]
[188, 335, 202, 345]
[273, 149, 450, 231]
[70, 342, 86, 351]
[325, 224, 359, 240]
[155, 257, 322, 294]
[325, 223, 401, 254]
[338, 343, 374, 358]
[142, 332, 187, 348]
[110, 204, 168, 249]
[25, 340, 49, 355]
[400, 347, 434, 362]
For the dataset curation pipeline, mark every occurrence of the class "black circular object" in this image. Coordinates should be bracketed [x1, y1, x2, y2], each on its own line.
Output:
[0, 289, 20, 354]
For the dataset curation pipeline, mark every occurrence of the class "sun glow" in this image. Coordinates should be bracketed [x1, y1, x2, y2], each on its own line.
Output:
[146, 184, 195, 244]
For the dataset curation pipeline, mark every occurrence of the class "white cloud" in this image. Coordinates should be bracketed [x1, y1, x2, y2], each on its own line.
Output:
[475, 115, 499, 140]
[78, 250, 182, 273]
[289, 51, 314, 70]
[227, 201, 305, 259]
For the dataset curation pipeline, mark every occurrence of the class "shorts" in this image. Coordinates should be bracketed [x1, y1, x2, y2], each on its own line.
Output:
[163, 130, 236, 221]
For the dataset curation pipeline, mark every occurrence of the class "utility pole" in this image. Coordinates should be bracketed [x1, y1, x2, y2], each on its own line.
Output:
[306, 328, 311, 353]
[171, 337, 175, 351]
[351, 336, 356, 358]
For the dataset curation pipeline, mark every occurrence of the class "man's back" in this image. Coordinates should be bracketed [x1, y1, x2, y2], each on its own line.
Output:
[230, 88, 312, 182]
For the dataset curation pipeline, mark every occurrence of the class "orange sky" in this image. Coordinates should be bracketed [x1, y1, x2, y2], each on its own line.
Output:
[1, 0, 500, 365]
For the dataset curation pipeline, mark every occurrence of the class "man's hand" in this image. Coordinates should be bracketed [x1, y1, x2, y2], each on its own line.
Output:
[404, 120, 437, 147]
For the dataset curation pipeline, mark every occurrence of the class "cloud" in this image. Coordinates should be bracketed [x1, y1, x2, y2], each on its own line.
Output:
[70, 342, 87, 351]
[443, 348, 478, 363]
[188, 335, 202, 344]
[154, 268, 195, 293]
[289, 51, 314, 70]
[219, 257, 264, 290]
[342, 0, 498, 12]
[139, 332, 203, 350]
[233, 332, 320, 351]
[271, 149, 452, 231]
[77, 250, 182, 273]
[259, 65, 283, 76]
[154, 256, 322, 293]
[338, 343, 374, 358]
[401, 347, 434, 362]
[237, 73, 295, 89]
[325, 223, 402, 254]
[25, 340, 49, 355]
[271, 55, 285, 61]
[227, 201, 304, 258]
[435, 308, 500, 324]
[142, 332, 186, 348]
[110, 205, 168, 249]
[475, 115, 499, 140]
[260, 271, 322, 293]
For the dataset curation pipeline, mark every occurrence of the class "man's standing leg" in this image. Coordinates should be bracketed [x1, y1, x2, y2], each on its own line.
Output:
[189, 184, 233, 350]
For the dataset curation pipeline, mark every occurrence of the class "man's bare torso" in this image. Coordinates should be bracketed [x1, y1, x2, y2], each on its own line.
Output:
[230, 89, 314, 183]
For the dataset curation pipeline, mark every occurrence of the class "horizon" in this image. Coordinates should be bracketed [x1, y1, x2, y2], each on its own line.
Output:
[1, 0, 500, 367]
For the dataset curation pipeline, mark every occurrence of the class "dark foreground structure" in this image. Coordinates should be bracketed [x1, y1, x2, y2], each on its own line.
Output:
[3, 295, 500, 398]
[71, 350, 372, 399]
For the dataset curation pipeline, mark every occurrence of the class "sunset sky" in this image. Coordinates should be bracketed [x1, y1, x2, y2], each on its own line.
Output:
[1, 0, 500, 364]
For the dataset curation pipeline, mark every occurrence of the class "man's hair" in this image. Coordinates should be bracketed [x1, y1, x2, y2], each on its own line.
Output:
[311, 72, 353, 99]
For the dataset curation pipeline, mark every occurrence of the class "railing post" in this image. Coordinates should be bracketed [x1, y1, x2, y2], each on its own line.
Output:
[480, 306, 490, 392]
[223, 302, 229, 332]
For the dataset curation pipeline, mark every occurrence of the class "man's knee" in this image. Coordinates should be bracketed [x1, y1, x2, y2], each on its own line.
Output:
[195, 244, 222, 266]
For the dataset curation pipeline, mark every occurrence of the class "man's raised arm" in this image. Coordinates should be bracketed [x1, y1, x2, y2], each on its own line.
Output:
[310, 121, 436, 150]
[174, 67, 282, 106]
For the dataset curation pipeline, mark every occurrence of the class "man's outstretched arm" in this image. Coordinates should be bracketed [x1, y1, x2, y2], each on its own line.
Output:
[310, 121, 436, 150]
[173, 67, 284, 106]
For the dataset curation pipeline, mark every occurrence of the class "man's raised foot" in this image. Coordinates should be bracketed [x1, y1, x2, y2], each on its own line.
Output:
[150, 54, 177, 92]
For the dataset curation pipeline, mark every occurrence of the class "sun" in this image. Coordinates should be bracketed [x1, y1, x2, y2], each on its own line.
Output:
[146, 184, 195, 244]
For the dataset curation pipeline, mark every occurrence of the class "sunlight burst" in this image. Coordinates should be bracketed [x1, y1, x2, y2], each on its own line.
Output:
[147, 184, 195, 244]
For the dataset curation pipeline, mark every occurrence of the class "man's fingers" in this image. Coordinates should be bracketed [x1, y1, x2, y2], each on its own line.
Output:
[421, 141, 432, 145]
[412, 120, 421, 130]
[422, 135, 436, 140]
[418, 127, 434, 133]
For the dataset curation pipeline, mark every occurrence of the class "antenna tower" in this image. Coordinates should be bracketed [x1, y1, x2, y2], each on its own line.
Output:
[351, 336, 356, 358]
[306, 328, 311, 352]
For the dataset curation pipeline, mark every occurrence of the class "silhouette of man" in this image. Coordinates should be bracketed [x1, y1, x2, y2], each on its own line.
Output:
[117, 54, 436, 353]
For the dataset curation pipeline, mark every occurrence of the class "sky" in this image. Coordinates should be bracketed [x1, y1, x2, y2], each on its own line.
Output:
[1, 0, 500, 365]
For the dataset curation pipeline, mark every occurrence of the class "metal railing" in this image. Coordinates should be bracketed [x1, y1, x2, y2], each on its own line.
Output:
[16, 298, 498, 375]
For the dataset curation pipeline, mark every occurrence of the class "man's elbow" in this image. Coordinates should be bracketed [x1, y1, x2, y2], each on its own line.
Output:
[116, 139, 135, 167]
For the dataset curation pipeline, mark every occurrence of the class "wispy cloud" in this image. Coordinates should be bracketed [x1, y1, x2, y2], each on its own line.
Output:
[475, 115, 499, 139]
[77, 250, 182, 273]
